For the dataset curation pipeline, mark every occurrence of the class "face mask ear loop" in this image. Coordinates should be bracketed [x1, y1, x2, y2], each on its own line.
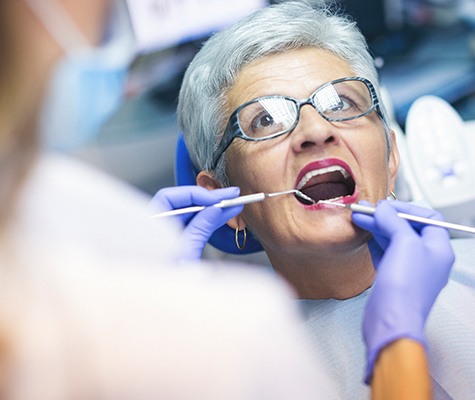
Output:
[25, 0, 90, 54]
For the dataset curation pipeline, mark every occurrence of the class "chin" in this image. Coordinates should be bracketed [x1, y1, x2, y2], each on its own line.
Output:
[288, 224, 366, 253]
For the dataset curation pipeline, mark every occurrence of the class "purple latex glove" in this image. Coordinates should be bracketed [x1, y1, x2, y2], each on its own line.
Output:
[352, 200, 455, 384]
[150, 185, 243, 261]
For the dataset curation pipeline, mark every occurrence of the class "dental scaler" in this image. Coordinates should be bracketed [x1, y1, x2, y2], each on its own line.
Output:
[152, 189, 313, 218]
[319, 200, 475, 235]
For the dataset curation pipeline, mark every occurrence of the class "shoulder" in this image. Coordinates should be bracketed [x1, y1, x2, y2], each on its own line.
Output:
[15, 153, 182, 265]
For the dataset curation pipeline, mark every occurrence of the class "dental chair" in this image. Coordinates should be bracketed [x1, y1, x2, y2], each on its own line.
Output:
[402, 95, 475, 236]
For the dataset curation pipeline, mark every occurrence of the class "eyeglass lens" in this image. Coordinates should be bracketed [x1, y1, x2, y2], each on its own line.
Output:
[237, 79, 373, 139]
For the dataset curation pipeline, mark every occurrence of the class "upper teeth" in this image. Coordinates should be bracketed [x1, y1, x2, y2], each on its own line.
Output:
[297, 165, 350, 190]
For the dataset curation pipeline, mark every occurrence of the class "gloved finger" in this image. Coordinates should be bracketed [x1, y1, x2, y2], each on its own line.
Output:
[385, 201, 444, 234]
[375, 201, 451, 245]
[351, 204, 388, 269]
[351, 200, 389, 252]
[351, 212, 376, 232]
[187, 204, 244, 235]
[416, 205, 450, 243]
[352, 206, 388, 268]
[372, 201, 419, 240]
[367, 237, 384, 268]
[351, 212, 389, 248]
[180, 188, 242, 226]
[351, 201, 390, 250]
[351, 200, 377, 231]
[386, 200, 443, 221]
[420, 223, 452, 251]
[180, 205, 244, 260]
[419, 221, 454, 272]
[150, 186, 240, 211]
[182, 187, 242, 225]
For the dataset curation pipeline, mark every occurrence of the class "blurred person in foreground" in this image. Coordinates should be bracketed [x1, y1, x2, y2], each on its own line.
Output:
[0, 0, 338, 398]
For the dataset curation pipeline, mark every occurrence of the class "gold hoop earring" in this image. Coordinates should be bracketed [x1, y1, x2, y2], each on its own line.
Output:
[389, 190, 397, 200]
[235, 226, 247, 251]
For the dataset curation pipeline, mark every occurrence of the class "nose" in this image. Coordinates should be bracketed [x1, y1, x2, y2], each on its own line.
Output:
[289, 103, 339, 153]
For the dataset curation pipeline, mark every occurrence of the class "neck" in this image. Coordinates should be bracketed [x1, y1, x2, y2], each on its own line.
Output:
[267, 245, 375, 299]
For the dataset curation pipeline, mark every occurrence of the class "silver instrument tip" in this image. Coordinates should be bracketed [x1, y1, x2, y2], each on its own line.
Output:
[266, 189, 315, 204]
[294, 190, 315, 204]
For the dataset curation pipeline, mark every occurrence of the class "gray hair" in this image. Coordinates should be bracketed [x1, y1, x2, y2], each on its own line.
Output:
[178, 0, 391, 184]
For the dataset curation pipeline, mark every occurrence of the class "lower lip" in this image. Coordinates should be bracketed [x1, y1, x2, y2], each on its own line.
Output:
[302, 188, 359, 210]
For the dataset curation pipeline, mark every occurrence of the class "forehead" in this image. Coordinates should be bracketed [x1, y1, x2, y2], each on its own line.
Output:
[227, 47, 355, 111]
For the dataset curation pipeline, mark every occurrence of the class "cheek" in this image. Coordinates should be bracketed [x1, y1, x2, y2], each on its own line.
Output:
[225, 145, 264, 190]
[225, 142, 285, 191]
[367, 153, 390, 182]
[357, 136, 391, 193]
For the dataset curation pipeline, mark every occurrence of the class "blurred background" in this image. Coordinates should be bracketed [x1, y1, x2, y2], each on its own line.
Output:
[74, 0, 475, 231]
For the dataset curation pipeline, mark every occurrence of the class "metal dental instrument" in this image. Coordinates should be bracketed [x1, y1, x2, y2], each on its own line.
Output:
[319, 200, 475, 235]
[152, 189, 313, 218]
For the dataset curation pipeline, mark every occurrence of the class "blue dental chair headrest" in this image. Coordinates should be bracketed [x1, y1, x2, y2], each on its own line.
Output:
[175, 133, 264, 254]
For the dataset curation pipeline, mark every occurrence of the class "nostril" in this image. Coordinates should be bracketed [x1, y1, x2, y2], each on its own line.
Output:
[300, 135, 334, 149]
[300, 141, 315, 149]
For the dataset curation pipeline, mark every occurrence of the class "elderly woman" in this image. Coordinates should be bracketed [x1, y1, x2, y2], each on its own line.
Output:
[180, 1, 398, 300]
[154, 0, 475, 398]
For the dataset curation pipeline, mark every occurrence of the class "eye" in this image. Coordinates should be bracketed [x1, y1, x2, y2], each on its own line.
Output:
[238, 97, 297, 138]
[324, 94, 366, 116]
[252, 111, 275, 130]
[245, 109, 281, 138]
[328, 97, 352, 112]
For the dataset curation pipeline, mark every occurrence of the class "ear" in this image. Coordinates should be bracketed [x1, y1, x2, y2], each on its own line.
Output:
[196, 171, 246, 230]
[224, 213, 247, 231]
[196, 170, 222, 190]
[387, 129, 400, 192]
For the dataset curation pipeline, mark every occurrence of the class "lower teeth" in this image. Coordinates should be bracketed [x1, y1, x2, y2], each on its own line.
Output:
[326, 195, 344, 202]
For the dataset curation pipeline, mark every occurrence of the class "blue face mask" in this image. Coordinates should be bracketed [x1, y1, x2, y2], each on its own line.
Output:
[27, 0, 135, 152]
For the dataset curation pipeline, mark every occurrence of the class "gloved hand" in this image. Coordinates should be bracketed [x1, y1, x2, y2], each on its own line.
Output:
[150, 185, 243, 261]
[351, 200, 455, 384]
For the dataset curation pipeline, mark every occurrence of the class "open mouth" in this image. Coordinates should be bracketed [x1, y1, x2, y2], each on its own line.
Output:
[295, 165, 356, 205]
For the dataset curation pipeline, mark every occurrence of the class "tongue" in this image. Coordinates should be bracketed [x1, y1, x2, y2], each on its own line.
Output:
[301, 182, 349, 202]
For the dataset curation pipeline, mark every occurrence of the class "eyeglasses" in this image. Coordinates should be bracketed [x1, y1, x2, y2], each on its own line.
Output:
[211, 77, 381, 169]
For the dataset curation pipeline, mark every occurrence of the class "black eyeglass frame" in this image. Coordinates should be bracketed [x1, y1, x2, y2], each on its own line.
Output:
[210, 76, 382, 169]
